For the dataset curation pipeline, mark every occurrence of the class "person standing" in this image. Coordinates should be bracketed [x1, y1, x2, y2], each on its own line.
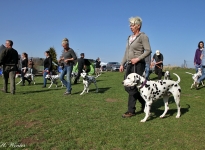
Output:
[59, 38, 77, 95]
[28, 58, 34, 74]
[194, 41, 204, 72]
[42, 51, 52, 88]
[74, 53, 85, 84]
[145, 51, 152, 80]
[151, 50, 163, 80]
[21, 52, 31, 86]
[95, 57, 101, 77]
[0, 40, 19, 94]
[120, 16, 151, 118]
[195, 47, 205, 89]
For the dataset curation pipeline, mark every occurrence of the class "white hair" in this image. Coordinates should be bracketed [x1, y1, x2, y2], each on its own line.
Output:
[129, 16, 142, 26]
[62, 38, 69, 45]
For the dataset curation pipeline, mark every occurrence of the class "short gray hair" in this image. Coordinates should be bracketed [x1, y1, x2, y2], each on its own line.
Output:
[62, 38, 69, 45]
[129, 16, 142, 26]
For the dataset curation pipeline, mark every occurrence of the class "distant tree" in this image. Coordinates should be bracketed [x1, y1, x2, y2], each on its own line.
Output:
[49, 47, 58, 70]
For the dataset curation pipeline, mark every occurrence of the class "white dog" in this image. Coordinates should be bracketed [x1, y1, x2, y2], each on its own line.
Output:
[123, 73, 181, 122]
[80, 71, 98, 95]
[16, 73, 35, 85]
[186, 68, 204, 89]
[45, 74, 63, 88]
[164, 71, 171, 80]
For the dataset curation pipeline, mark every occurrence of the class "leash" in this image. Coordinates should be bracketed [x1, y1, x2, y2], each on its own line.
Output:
[139, 80, 147, 89]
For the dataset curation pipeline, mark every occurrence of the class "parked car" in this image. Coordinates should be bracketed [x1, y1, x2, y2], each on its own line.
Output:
[101, 65, 107, 71]
[106, 62, 120, 71]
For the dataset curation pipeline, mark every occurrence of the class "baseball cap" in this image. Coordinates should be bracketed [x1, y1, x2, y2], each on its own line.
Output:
[156, 50, 160, 56]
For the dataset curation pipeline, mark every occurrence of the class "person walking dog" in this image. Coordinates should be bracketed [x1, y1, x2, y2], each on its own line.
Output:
[119, 16, 151, 118]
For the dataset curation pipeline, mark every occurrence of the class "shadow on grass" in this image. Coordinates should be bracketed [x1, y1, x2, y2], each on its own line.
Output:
[143, 96, 190, 121]
[72, 87, 111, 94]
[20, 88, 62, 94]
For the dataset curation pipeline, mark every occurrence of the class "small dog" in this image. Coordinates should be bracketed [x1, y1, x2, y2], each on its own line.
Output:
[123, 73, 181, 122]
[186, 68, 204, 89]
[80, 71, 98, 95]
[164, 71, 171, 80]
[45, 74, 63, 88]
[16, 73, 35, 85]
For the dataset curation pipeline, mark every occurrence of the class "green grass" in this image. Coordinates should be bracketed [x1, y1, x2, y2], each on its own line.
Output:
[0, 68, 205, 150]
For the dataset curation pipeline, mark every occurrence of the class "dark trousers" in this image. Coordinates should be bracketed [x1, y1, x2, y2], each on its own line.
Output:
[124, 62, 146, 113]
[21, 69, 30, 84]
[155, 66, 162, 80]
[74, 68, 83, 83]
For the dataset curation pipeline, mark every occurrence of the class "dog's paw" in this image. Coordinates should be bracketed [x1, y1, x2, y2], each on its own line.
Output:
[176, 114, 180, 118]
[160, 115, 165, 118]
[140, 119, 146, 122]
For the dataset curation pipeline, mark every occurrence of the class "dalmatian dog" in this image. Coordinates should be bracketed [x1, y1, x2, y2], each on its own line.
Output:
[45, 74, 63, 88]
[123, 73, 181, 122]
[164, 71, 171, 80]
[80, 71, 98, 95]
[16, 73, 35, 85]
[185, 68, 204, 89]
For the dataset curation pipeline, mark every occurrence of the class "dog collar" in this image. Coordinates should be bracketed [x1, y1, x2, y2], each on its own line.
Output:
[139, 80, 147, 89]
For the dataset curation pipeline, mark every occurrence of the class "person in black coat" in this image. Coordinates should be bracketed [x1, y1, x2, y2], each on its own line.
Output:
[21, 52, 31, 86]
[42, 51, 52, 88]
[74, 53, 85, 84]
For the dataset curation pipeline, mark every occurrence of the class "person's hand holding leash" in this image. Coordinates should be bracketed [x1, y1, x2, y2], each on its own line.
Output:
[131, 57, 140, 64]
[120, 65, 124, 72]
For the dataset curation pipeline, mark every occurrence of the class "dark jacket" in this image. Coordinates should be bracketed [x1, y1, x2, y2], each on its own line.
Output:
[77, 57, 85, 69]
[0, 48, 18, 66]
[153, 53, 163, 66]
[95, 60, 101, 68]
[44, 57, 52, 71]
[194, 49, 202, 65]
[21, 59, 28, 68]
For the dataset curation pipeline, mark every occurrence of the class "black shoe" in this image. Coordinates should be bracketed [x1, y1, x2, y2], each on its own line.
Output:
[42, 86, 46, 88]
[122, 112, 136, 118]
[28, 81, 31, 85]
[73, 81, 77, 84]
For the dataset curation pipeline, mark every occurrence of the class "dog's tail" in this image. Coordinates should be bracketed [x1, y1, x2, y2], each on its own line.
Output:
[185, 72, 194, 75]
[173, 73, 180, 83]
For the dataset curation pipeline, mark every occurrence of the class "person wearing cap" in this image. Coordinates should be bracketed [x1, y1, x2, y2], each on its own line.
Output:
[120, 16, 151, 118]
[151, 50, 164, 80]
[59, 38, 77, 95]
[74, 53, 85, 84]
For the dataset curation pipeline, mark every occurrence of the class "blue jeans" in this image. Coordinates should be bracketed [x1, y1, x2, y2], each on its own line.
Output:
[145, 63, 150, 80]
[197, 67, 205, 83]
[43, 68, 49, 87]
[60, 65, 73, 93]
[195, 64, 202, 73]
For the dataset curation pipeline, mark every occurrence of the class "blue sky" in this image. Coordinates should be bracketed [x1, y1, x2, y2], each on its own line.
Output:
[0, 0, 205, 68]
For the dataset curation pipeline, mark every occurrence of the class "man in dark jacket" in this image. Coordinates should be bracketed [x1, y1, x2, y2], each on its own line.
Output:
[74, 53, 85, 84]
[0, 40, 19, 94]
[151, 50, 163, 80]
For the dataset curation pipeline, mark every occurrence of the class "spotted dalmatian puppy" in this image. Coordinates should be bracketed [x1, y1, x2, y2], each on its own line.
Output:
[186, 68, 204, 89]
[164, 71, 171, 80]
[123, 73, 181, 122]
[80, 71, 98, 95]
[45, 74, 63, 88]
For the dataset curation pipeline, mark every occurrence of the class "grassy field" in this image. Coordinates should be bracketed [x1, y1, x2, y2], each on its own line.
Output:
[0, 68, 205, 150]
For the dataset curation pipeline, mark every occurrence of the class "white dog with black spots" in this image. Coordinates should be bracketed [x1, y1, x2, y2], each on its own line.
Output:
[80, 71, 98, 95]
[123, 73, 181, 122]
